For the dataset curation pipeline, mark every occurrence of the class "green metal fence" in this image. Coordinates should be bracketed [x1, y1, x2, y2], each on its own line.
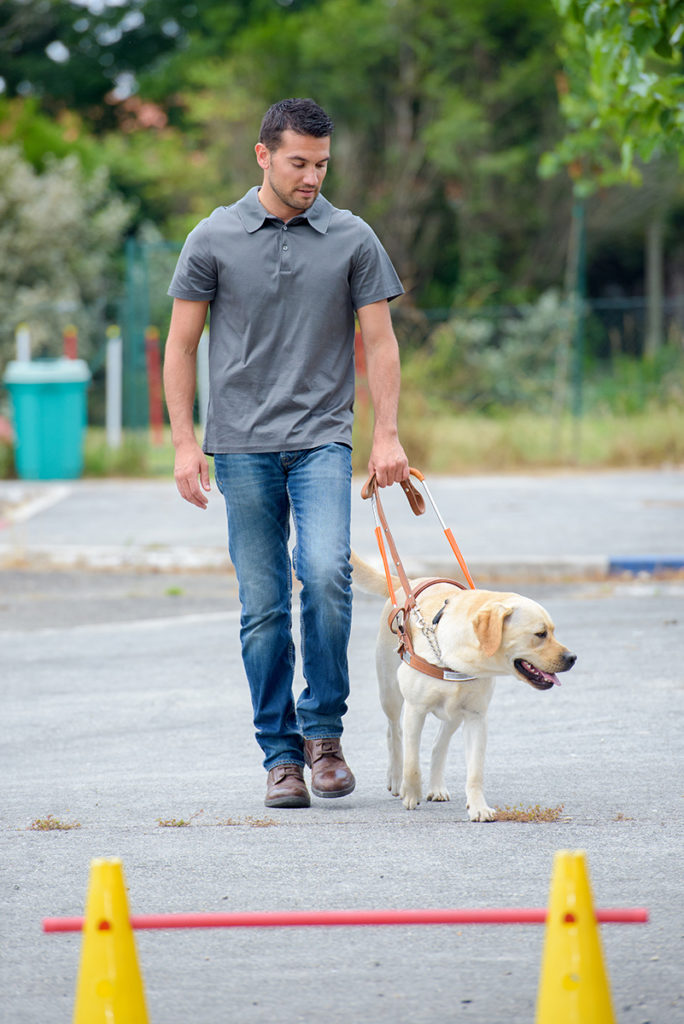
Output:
[121, 238, 181, 430]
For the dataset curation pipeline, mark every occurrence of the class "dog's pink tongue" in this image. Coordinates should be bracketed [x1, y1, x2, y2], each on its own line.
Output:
[536, 663, 560, 687]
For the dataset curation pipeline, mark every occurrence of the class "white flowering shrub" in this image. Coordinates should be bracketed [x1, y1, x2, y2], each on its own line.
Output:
[0, 147, 132, 369]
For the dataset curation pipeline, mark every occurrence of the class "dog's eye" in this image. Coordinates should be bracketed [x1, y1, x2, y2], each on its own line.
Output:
[535, 630, 548, 639]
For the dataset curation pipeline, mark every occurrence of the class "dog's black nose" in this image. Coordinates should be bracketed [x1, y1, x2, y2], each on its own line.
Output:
[563, 652, 577, 669]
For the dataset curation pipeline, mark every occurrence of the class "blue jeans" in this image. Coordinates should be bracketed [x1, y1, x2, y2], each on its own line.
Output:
[213, 444, 353, 770]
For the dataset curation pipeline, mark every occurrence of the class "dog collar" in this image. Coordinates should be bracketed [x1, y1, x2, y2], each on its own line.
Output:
[391, 582, 480, 683]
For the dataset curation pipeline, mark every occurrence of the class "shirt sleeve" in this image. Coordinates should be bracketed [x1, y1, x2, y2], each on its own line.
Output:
[167, 219, 217, 301]
[349, 222, 404, 311]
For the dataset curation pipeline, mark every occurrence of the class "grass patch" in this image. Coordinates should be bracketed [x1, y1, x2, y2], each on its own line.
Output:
[83, 430, 155, 477]
[0, 440, 14, 479]
[383, 404, 684, 474]
[494, 803, 566, 823]
[28, 815, 81, 831]
[2, 402, 673, 484]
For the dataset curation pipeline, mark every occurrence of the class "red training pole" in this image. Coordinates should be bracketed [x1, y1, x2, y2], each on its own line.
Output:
[63, 324, 78, 360]
[43, 906, 649, 933]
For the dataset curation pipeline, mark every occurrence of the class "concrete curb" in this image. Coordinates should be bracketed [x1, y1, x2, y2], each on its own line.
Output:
[2, 542, 682, 581]
[0, 542, 233, 572]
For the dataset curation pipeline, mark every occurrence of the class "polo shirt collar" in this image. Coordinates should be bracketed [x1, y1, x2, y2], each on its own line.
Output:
[236, 186, 332, 235]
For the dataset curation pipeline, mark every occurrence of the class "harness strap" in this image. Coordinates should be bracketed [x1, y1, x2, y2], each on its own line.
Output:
[389, 578, 477, 683]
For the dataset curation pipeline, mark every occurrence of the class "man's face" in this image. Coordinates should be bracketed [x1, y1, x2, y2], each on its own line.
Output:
[255, 129, 330, 219]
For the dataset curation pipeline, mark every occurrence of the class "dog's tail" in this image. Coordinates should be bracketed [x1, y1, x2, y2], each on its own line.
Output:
[350, 550, 401, 597]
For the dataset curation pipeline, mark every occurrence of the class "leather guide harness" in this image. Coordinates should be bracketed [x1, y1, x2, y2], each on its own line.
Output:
[361, 468, 479, 683]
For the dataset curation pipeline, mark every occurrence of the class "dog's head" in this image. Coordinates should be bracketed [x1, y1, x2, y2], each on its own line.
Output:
[471, 594, 576, 689]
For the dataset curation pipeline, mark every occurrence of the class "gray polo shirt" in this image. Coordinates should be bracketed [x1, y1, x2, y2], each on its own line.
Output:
[168, 186, 404, 454]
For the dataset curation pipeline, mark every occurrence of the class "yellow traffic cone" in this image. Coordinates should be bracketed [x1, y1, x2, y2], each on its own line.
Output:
[73, 858, 149, 1024]
[535, 850, 616, 1024]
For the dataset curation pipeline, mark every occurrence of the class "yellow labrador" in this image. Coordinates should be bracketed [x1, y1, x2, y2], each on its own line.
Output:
[352, 553, 576, 819]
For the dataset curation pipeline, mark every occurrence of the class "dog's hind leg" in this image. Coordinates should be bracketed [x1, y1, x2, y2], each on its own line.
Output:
[427, 716, 462, 802]
[462, 710, 496, 822]
[400, 704, 428, 809]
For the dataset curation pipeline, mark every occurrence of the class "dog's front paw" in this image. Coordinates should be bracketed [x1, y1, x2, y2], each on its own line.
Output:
[386, 771, 402, 797]
[400, 781, 421, 810]
[427, 787, 451, 802]
[467, 801, 496, 822]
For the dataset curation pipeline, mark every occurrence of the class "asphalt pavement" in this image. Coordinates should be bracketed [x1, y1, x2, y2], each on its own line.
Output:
[1, 468, 683, 1023]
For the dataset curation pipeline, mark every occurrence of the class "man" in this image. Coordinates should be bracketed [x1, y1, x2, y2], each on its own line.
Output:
[164, 97, 408, 809]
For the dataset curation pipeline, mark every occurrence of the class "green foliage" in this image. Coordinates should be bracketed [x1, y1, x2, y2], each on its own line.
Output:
[357, 401, 684, 473]
[0, 96, 102, 173]
[0, 0, 572, 303]
[220, 0, 567, 302]
[83, 431, 151, 477]
[543, 0, 684, 192]
[3, 0, 683, 322]
[406, 291, 575, 411]
[583, 343, 684, 413]
[0, 0, 320, 116]
[0, 438, 14, 478]
[0, 147, 132, 368]
[93, 65, 265, 239]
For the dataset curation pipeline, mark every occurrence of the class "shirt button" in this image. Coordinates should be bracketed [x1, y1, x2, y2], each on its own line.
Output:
[282, 244, 289, 250]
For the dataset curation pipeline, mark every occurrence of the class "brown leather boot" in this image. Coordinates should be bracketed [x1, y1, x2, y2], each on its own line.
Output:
[264, 764, 310, 808]
[304, 738, 356, 798]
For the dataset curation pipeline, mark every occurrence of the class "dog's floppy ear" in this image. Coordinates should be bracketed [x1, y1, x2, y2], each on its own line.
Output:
[473, 602, 514, 657]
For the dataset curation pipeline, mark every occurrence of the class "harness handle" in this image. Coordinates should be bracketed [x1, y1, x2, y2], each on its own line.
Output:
[361, 468, 426, 516]
[361, 470, 478, 683]
[361, 468, 476, 592]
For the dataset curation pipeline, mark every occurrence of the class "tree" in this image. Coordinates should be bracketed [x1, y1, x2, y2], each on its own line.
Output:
[0, 0, 318, 118]
[224, 0, 567, 303]
[541, 0, 684, 192]
[1, 0, 580, 307]
[540, 1, 684, 357]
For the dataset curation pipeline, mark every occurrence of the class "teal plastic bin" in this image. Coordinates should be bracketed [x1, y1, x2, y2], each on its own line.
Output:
[3, 358, 91, 479]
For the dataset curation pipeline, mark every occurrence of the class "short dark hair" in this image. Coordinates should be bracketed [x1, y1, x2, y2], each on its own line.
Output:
[259, 98, 334, 151]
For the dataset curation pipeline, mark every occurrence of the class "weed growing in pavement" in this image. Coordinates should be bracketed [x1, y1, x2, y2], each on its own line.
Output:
[156, 812, 280, 828]
[494, 803, 566, 823]
[28, 815, 81, 831]
[157, 810, 204, 827]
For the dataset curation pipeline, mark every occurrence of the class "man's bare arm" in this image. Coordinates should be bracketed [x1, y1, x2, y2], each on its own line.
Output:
[357, 299, 409, 487]
[163, 298, 211, 508]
